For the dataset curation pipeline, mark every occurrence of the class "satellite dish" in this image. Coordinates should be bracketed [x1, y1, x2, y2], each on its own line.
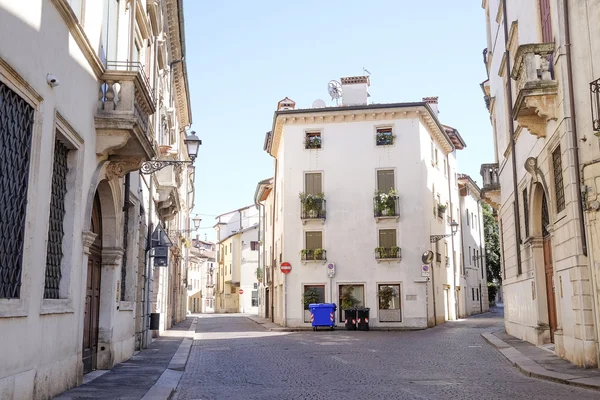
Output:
[328, 80, 343, 104]
[312, 99, 326, 108]
[421, 250, 434, 264]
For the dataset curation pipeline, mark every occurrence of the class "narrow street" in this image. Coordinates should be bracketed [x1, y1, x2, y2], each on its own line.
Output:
[173, 308, 599, 400]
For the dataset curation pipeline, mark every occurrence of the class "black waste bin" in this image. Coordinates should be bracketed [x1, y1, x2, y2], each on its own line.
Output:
[149, 312, 160, 330]
[356, 308, 370, 331]
[344, 309, 357, 331]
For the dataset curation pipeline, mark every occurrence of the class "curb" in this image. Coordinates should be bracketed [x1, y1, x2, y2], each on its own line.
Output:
[141, 317, 198, 400]
[246, 315, 426, 332]
[481, 332, 600, 392]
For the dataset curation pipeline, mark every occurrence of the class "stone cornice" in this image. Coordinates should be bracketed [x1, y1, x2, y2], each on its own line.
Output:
[165, 0, 191, 127]
[82, 231, 98, 255]
[102, 247, 125, 267]
[50, 0, 104, 78]
[269, 105, 454, 158]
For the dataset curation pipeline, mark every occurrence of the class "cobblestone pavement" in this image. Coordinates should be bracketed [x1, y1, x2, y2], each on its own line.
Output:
[174, 309, 599, 400]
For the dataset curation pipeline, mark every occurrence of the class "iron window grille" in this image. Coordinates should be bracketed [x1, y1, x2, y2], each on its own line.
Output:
[304, 132, 322, 149]
[590, 78, 600, 133]
[44, 140, 69, 299]
[523, 188, 530, 238]
[376, 128, 394, 146]
[552, 145, 565, 213]
[0, 81, 35, 299]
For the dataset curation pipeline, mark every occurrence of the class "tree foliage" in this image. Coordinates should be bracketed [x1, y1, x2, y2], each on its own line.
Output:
[482, 203, 501, 284]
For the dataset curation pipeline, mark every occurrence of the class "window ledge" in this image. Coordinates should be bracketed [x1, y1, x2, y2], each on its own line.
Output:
[375, 216, 400, 223]
[301, 218, 326, 225]
[119, 301, 135, 311]
[0, 299, 28, 318]
[40, 298, 74, 315]
[376, 258, 402, 263]
[301, 260, 327, 264]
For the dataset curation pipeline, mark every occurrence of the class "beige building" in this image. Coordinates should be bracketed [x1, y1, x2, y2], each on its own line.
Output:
[0, 1, 195, 398]
[480, 0, 600, 367]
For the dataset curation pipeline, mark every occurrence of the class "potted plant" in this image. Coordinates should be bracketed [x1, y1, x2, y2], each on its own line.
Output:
[378, 286, 396, 309]
[255, 267, 263, 283]
[374, 188, 398, 216]
[305, 136, 322, 149]
[299, 192, 324, 218]
[313, 248, 325, 260]
[376, 131, 394, 146]
[437, 204, 447, 216]
[340, 286, 360, 310]
[300, 249, 311, 260]
[374, 246, 388, 259]
[389, 246, 400, 258]
[303, 288, 321, 310]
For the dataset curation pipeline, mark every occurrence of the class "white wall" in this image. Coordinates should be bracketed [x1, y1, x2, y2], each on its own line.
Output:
[239, 227, 259, 314]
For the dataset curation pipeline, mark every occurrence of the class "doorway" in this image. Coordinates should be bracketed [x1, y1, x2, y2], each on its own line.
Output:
[83, 192, 102, 374]
[265, 288, 270, 319]
[541, 193, 558, 342]
[443, 287, 450, 321]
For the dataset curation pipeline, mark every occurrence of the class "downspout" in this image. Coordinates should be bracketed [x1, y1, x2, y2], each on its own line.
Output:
[477, 199, 485, 313]
[270, 160, 278, 323]
[446, 153, 458, 320]
[144, 176, 153, 348]
[563, 0, 587, 256]
[502, 0, 523, 274]
[122, 173, 132, 302]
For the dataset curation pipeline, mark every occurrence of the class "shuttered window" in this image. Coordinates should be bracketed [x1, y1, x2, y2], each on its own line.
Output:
[378, 229, 397, 248]
[305, 173, 322, 195]
[539, 0, 552, 42]
[305, 231, 322, 250]
[377, 170, 395, 193]
[552, 145, 565, 213]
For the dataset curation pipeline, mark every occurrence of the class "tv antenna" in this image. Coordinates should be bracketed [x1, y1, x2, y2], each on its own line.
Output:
[328, 80, 343, 105]
[363, 67, 371, 76]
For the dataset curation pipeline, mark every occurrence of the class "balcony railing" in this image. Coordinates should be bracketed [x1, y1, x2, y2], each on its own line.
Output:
[510, 43, 558, 138]
[375, 247, 402, 260]
[480, 163, 500, 191]
[105, 61, 155, 102]
[301, 249, 326, 261]
[590, 78, 600, 134]
[373, 195, 400, 218]
[300, 197, 326, 220]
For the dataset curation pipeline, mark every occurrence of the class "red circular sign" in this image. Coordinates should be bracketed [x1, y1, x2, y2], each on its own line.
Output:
[280, 262, 292, 274]
[238, 289, 244, 295]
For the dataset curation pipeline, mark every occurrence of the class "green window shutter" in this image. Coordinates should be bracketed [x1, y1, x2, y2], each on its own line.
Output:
[305, 173, 322, 195]
[379, 229, 396, 248]
[377, 170, 395, 192]
[305, 231, 322, 250]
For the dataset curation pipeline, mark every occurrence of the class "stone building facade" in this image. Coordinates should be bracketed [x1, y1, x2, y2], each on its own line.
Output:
[480, 0, 600, 367]
[0, 1, 195, 398]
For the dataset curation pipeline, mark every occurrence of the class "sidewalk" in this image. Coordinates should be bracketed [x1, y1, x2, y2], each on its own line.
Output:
[54, 317, 197, 400]
[482, 330, 600, 391]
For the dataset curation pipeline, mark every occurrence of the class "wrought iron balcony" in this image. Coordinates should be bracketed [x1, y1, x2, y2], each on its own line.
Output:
[300, 249, 327, 262]
[375, 247, 401, 261]
[373, 195, 400, 221]
[436, 252, 442, 263]
[510, 43, 558, 138]
[590, 78, 600, 135]
[480, 163, 501, 210]
[300, 198, 326, 223]
[95, 61, 157, 171]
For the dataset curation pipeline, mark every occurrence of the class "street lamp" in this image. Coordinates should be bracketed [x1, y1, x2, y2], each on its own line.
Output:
[140, 131, 202, 174]
[430, 220, 459, 243]
[169, 216, 202, 235]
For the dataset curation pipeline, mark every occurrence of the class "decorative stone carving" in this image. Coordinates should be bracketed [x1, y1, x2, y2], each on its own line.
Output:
[82, 231, 98, 255]
[104, 157, 145, 180]
[101, 247, 125, 268]
[525, 157, 538, 182]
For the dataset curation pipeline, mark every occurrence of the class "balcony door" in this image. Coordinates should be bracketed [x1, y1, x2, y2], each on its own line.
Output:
[305, 173, 322, 195]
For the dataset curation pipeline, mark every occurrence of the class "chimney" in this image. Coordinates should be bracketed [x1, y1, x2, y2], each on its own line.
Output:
[277, 97, 296, 111]
[341, 76, 370, 106]
[423, 96, 439, 115]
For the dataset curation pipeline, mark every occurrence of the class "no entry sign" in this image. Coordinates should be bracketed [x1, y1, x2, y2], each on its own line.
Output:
[238, 289, 244, 295]
[280, 262, 292, 274]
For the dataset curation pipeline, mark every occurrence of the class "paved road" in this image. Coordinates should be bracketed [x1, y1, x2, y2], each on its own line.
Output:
[174, 309, 599, 400]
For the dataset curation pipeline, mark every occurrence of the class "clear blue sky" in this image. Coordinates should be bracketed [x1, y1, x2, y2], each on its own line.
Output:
[183, 0, 493, 242]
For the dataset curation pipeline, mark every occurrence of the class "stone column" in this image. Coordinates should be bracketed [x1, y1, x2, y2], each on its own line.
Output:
[96, 247, 124, 370]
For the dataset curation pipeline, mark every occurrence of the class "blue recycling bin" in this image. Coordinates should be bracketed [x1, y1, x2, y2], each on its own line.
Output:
[308, 303, 336, 331]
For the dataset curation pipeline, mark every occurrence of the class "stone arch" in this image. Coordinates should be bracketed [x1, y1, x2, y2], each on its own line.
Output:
[530, 181, 552, 238]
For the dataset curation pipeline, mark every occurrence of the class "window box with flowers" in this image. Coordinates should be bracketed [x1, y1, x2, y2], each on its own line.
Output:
[373, 188, 399, 220]
[375, 128, 394, 146]
[299, 192, 326, 221]
[304, 132, 322, 149]
[374, 246, 402, 261]
[437, 204, 446, 219]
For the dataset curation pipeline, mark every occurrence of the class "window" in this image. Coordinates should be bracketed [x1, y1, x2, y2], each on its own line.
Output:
[377, 169, 395, 193]
[250, 241, 259, 251]
[552, 145, 565, 213]
[303, 231, 324, 260]
[305, 172, 322, 195]
[230, 243, 232, 253]
[523, 188, 530, 237]
[339, 284, 364, 320]
[303, 284, 325, 322]
[377, 229, 399, 259]
[431, 142, 435, 165]
[539, 0, 552, 43]
[443, 160, 447, 176]
[469, 246, 472, 265]
[0, 80, 35, 299]
[305, 131, 322, 149]
[434, 149, 439, 167]
[251, 290, 258, 307]
[376, 127, 394, 146]
[253, 282, 258, 290]
[466, 209, 470, 226]
[472, 288, 475, 301]
[44, 140, 70, 299]
[378, 284, 401, 322]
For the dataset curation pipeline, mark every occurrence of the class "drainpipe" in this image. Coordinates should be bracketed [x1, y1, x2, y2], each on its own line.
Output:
[270, 159, 278, 323]
[477, 199, 485, 313]
[144, 176, 154, 349]
[563, 0, 587, 256]
[501, 0, 523, 274]
[446, 153, 458, 320]
[122, 173, 131, 302]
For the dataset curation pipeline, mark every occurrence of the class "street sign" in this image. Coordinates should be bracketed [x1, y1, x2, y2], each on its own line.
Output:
[327, 262, 335, 278]
[421, 264, 430, 277]
[238, 289, 244, 295]
[281, 262, 292, 274]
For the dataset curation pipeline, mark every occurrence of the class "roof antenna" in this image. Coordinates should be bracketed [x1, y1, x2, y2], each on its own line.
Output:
[363, 67, 371, 76]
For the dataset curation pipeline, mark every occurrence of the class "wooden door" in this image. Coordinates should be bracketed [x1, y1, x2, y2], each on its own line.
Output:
[543, 236, 558, 343]
[83, 194, 102, 374]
